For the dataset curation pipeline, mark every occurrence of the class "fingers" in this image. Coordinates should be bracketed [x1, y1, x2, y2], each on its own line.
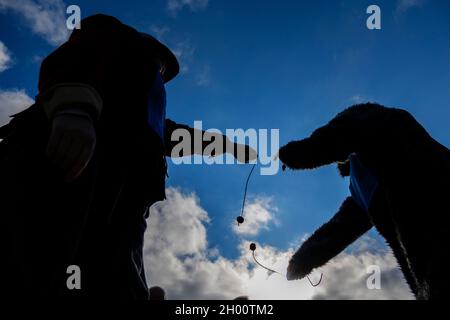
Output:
[54, 135, 76, 171]
[46, 127, 66, 163]
[286, 261, 297, 281]
[286, 259, 307, 281]
[65, 139, 96, 182]
[60, 137, 84, 173]
[47, 130, 74, 171]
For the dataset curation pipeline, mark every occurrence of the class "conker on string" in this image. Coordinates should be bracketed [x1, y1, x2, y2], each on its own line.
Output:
[249, 243, 256, 251]
[236, 216, 245, 224]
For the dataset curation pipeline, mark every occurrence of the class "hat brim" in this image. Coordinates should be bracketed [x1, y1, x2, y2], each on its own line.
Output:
[140, 33, 179, 83]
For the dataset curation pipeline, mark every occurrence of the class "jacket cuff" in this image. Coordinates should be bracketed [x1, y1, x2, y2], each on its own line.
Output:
[39, 83, 103, 120]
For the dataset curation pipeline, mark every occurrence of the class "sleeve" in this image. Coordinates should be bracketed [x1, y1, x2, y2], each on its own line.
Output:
[164, 118, 229, 157]
[38, 83, 103, 120]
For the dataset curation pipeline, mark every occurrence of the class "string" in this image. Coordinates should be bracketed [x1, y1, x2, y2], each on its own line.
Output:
[251, 245, 323, 287]
[252, 251, 280, 275]
[238, 162, 257, 224]
[306, 273, 323, 287]
[237, 156, 323, 287]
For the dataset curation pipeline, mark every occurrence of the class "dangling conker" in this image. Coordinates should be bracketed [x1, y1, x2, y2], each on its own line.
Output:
[236, 216, 245, 224]
[249, 243, 257, 251]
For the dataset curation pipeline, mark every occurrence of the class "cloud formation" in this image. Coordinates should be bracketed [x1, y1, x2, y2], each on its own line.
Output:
[171, 39, 195, 73]
[0, 41, 13, 72]
[0, 89, 34, 126]
[195, 64, 211, 87]
[312, 249, 413, 299]
[144, 188, 414, 300]
[150, 25, 171, 41]
[232, 197, 277, 236]
[167, 0, 209, 14]
[144, 188, 246, 299]
[396, 0, 425, 13]
[349, 94, 365, 104]
[0, 0, 69, 45]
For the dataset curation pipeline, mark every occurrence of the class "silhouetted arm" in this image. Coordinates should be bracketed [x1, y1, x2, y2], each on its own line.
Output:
[287, 197, 372, 280]
[164, 118, 256, 162]
[278, 104, 391, 170]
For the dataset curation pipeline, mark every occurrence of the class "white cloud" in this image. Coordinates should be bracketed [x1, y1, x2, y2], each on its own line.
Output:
[144, 188, 246, 300]
[0, 0, 69, 45]
[144, 188, 414, 300]
[0, 89, 34, 126]
[195, 64, 211, 87]
[350, 94, 365, 104]
[311, 250, 414, 300]
[150, 25, 171, 41]
[232, 197, 277, 236]
[31, 54, 44, 64]
[396, 0, 425, 13]
[172, 39, 195, 73]
[167, 0, 209, 14]
[238, 241, 316, 300]
[0, 41, 13, 72]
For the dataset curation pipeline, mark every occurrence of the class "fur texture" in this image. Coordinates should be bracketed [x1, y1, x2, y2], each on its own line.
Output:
[280, 103, 450, 299]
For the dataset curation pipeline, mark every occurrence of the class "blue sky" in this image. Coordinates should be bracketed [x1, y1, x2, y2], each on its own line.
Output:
[1, 0, 449, 299]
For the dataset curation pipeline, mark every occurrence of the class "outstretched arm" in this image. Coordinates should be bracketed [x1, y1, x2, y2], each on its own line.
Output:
[287, 197, 372, 280]
[278, 103, 392, 170]
[164, 119, 257, 163]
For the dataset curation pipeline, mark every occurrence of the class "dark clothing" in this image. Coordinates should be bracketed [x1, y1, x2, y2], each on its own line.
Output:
[0, 103, 166, 299]
[147, 71, 167, 143]
[0, 15, 169, 298]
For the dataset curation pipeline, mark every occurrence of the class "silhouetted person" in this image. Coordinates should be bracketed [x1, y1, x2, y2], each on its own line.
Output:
[0, 14, 254, 299]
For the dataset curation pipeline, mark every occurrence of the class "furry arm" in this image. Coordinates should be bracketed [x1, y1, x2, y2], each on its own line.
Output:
[288, 197, 372, 280]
